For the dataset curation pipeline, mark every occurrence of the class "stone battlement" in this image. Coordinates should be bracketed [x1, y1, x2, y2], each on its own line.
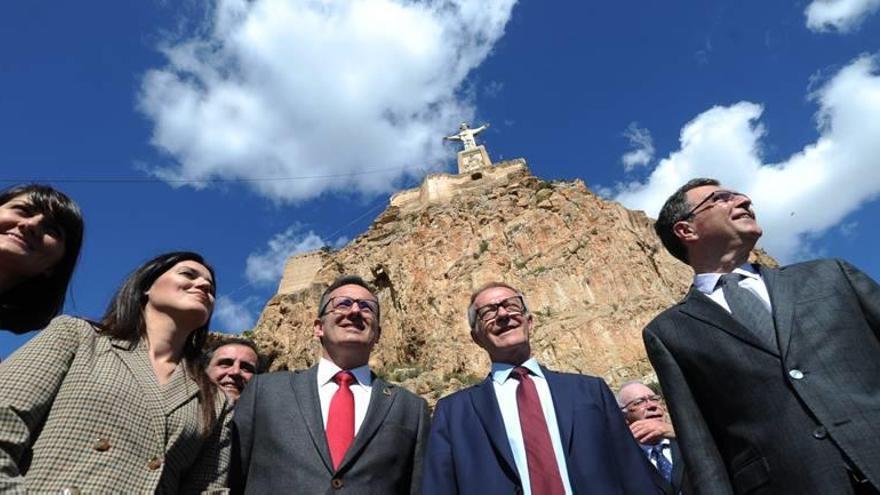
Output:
[390, 158, 529, 212]
[277, 249, 329, 295]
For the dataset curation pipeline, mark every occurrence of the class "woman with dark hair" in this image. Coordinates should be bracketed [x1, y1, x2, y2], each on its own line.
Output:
[0, 183, 84, 332]
[0, 251, 230, 493]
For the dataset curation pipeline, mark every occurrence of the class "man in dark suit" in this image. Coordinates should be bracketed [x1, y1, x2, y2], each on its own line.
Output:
[231, 275, 430, 494]
[423, 282, 657, 494]
[618, 381, 691, 495]
[645, 177, 880, 494]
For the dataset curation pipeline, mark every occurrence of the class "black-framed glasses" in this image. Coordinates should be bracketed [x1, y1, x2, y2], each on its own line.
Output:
[621, 394, 663, 411]
[681, 190, 748, 220]
[319, 296, 379, 317]
[475, 295, 526, 322]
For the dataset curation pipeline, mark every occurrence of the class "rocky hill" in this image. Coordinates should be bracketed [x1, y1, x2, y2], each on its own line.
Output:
[249, 159, 774, 403]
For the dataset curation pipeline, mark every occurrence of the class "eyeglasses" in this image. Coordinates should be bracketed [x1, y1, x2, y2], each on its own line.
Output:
[621, 394, 663, 411]
[475, 295, 526, 322]
[319, 296, 379, 317]
[681, 190, 749, 220]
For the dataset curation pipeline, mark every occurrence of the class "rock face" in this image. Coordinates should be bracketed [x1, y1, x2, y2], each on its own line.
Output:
[251, 159, 774, 403]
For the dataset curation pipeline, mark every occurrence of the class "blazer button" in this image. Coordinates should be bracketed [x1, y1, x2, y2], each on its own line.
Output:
[147, 456, 163, 470]
[93, 438, 111, 452]
[788, 369, 804, 380]
[331, 478, 344, 489]
[813, 426, 828, 439]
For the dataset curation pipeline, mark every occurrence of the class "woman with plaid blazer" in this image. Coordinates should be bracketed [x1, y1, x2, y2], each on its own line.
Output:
[0, 252, 231, 494]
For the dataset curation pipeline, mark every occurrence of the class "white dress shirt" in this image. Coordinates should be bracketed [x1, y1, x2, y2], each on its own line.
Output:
[491, 357, 573, 495]
[317, 357, 373, 434]
[694, 263, 772, 313]
[643, 438, 673, 468]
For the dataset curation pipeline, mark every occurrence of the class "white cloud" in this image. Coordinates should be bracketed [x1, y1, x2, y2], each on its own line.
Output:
[138, 0, 517, 202]
[613, 54, 880, 262]
[245, 226, 330, 285]
[213, 295, 257, 332]
[805, 0, 880, 33]
[621, 122, 655, 170]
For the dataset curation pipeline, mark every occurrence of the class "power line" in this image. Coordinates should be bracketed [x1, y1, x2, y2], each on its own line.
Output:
[0, 165, 430, 184]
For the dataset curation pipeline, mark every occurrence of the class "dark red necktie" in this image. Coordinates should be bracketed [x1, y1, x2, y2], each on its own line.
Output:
[511, 366, 565, 495]
[327, 371, 355, 470]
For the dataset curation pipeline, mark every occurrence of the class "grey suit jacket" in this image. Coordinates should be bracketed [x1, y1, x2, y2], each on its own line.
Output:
[0, 316, 230, 494]
[232, 365, 430, 494]
[644, 259, 880, 494]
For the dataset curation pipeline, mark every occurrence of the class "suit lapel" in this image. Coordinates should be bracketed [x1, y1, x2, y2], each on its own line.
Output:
[338, 375, 397, 470]
[291, 366, 334, 472]
[680, 287, 780, 356]
[110, 338, 167, 444]
[760, 265, 795, 358]
[543, 368, 573, 454]
[470, 377, 519, 479]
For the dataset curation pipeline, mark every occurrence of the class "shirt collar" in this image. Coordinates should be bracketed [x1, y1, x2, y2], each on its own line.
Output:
[490, 356, 543, 384]
[641, 437, 671, 450]
[693, 263, 760, 295]
[317, 357, 373, 387]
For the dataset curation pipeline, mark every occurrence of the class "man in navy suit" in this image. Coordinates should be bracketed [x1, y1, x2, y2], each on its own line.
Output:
[618, 381, 692, 495]
[423, 282, 657, 494]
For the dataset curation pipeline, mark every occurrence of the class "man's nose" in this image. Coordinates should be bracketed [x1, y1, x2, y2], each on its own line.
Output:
[230, 362, 242, 375]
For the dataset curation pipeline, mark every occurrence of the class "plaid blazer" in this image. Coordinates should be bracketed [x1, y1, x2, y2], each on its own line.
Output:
[0, 315, 231, 494]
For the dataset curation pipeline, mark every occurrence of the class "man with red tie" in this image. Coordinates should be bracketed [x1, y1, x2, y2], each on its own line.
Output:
[423, 282, 657, 494]
[231, 275, 430, 494]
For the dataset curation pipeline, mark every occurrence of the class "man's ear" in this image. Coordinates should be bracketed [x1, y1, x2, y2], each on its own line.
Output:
[313, 318, 324, 340]
[673, 219, 698, 243]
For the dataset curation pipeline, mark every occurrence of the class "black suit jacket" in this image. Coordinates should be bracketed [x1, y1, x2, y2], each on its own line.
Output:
[644, 259, 880, 494]
[231, 366, 430, 494]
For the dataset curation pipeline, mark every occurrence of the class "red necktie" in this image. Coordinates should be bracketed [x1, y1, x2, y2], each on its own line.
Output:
[512, 366, 565, 495]
[327, 371, 355, 470]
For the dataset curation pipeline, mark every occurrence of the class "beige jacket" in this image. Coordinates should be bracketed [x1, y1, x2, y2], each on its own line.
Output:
[0, 316, 230, 494]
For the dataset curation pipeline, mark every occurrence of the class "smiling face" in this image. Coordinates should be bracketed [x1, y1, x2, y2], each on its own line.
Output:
[144, 260, 216, 330]
[619, 383, 665, 424]
[314, 283, 381, 365]
[470, 285, 533, 365]
[679, 184, 763, 256]
[207, 343, 258, 402]
[0, 194, 66, 288]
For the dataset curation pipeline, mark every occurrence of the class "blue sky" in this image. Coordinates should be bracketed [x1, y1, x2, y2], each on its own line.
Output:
[2, 0, 879, 357]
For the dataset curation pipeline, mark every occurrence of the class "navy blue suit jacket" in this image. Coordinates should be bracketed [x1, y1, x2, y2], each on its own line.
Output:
[422, 367, 658, 494]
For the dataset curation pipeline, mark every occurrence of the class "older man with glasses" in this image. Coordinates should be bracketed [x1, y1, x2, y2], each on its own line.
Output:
[618, 381, 692, 495]
[423, 282, 657, 494]
[231, 275, 430, 494]
[645, 177, 880, 494]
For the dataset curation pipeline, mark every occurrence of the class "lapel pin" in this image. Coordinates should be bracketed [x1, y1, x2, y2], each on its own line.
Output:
[383, 387, 392, 396]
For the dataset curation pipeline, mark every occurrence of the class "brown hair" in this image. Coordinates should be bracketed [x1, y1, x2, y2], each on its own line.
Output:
[99, 251, 218, 434]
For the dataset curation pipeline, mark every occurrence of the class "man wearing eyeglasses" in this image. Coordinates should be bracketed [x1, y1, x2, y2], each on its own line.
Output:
[231, 275, 430, 494]
[423, 282, 657, 494]
[618, 382, 691, 495]
[645, 178, 880, 494]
